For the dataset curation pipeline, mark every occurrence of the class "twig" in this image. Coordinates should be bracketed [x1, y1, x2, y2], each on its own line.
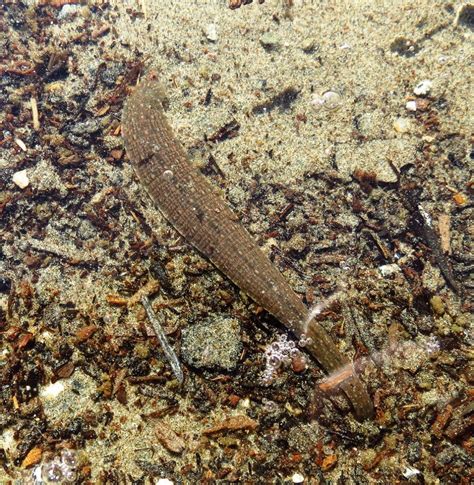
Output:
[141, 296, 183, 383]
[30, 97, 40, 130]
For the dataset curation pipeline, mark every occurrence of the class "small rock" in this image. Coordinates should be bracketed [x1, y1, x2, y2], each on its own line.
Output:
[301, 38, 318, 53]
[58, 4, 80, 20]
[181, 316, 242, 371]
[12, 169, 29, 189]
[70, 119, 101, 136]
[204, 23, 218, 42]
[413, 79, 433, 96]
[406, 100, 417, 111]
[292, 472, 305, 483]
[260, 32, 280, 49]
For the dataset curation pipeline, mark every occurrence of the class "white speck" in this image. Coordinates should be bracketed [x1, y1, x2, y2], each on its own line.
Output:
[12, 169, 29, 189]
[402, 466, 421, 478]
[413, 79, 432, 96]
[156, 479, 174, 485]
[40, 381, 65, 399]
[418, 204, 432, 227]
[205, 23, 218, 42]
[292, 472, 305, 483]
[14, 138, 27, 152]
[406, 100, 417, 111]
[379, 263, 401, 277]
[339, 43, 351, 49]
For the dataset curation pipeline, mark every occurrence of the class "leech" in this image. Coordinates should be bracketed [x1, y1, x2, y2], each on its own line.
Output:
[123, 74, 373, 419]
[141, 296, 184, 384]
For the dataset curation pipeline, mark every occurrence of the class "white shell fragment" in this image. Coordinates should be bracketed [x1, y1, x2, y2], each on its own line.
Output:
[413, 79, 433, 96]
[205, 23, 218, 42]
[292, 472, 305, 483]
[406, 100, 417, 111]
[12, 169, 30, 189]
[14, 137, 27, 152]
[402, 466, 421, 478]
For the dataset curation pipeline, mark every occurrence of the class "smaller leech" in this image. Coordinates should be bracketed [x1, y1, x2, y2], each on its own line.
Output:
[141, 296, 184, 384]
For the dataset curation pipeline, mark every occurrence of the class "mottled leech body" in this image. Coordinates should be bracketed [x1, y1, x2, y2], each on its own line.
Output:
[122, 75, 373, 420]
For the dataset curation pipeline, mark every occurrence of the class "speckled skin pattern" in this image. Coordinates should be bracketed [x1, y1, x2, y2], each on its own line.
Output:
[122, 74, 373, 420]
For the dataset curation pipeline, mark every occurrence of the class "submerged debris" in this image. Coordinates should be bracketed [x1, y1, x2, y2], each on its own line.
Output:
[141, 296, 184, 383]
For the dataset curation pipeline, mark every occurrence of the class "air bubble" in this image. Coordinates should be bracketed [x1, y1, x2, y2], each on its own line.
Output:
[162, 170, 174, 181]
[312, 90, 342, 110]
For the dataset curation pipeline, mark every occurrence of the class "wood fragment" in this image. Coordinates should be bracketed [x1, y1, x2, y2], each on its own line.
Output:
[75, 325, 98, 343]
[203, 415, 258, 435]
[438, 213, 451, 254]
[21, 447, 42, 468]
[30, 97, 40, 130]
[431, 404, 453, 438]
[106, 294, 128, 306]
[155, 422, 186, 454]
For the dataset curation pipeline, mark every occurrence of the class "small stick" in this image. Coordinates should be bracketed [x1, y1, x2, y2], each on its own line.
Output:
[141, 296, 184, 384]
[30, 97, 40, 130]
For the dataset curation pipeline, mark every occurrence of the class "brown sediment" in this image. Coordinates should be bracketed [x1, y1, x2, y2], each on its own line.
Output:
[121, 74, 373, 420]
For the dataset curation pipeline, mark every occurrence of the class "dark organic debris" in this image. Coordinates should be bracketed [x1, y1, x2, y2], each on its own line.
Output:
[252, 87, 299, 115]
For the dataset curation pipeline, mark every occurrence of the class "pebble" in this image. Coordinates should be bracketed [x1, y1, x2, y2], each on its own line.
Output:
[301, 37, 318, 53]
[292, 472, 305, 483]
[58, 4, 80, 20]
[406, 100, 417, 111]
[413, 79, 433, 96]
[12, 169, 29, 189]
[393, 117, 411, 133]
[204, 23, 218, 42]
[70, 119, 101, 136]
[181, 316, 242, 371]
